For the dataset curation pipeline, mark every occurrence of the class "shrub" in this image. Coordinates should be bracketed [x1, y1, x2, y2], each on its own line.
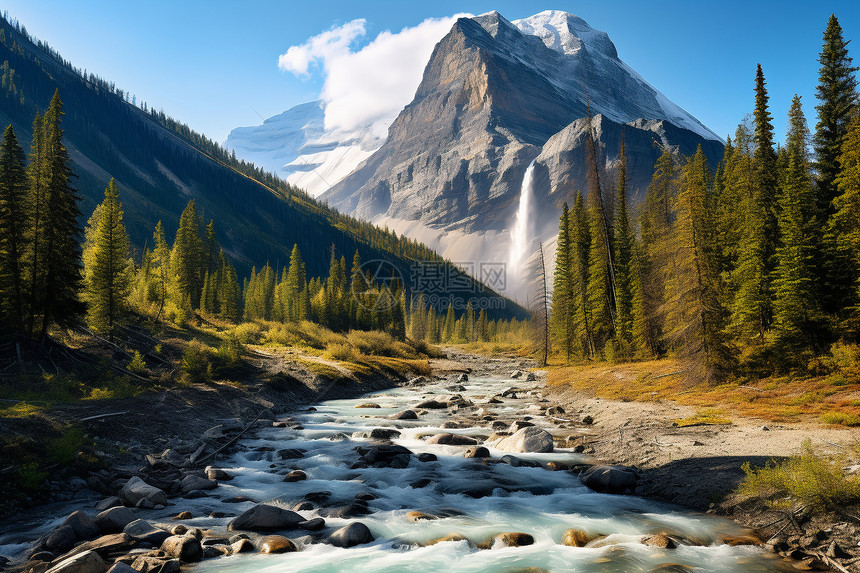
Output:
[821, 412, 860, 426]
[127, 351, 147, 374]
[325, 343, 357, 362]
[47, 427, 88, 464]
[347, 330, 413, 358]
[738, 439, 860, 510]
[214, 334, 244, 371]
[180, 341, 212, 384]
[230, 322, 264, 345]
[823, 342, 860, 383]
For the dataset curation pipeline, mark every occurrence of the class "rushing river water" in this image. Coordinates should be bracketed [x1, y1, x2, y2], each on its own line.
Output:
[186, 371, 789, 573]
[0, 367, 793, 572]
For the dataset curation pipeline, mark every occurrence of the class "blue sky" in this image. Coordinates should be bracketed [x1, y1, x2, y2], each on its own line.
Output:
[4, 1, 859, 144]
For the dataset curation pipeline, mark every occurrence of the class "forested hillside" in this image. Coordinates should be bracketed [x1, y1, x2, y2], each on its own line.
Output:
[0, 13, 521, 320]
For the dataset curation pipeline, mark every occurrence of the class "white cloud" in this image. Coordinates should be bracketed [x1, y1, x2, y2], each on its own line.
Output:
[279, 14, 470, 141]
[278, 19, 367, 77]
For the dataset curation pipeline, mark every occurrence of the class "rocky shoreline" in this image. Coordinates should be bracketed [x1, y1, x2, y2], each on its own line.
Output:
[2, 349, 852, 572]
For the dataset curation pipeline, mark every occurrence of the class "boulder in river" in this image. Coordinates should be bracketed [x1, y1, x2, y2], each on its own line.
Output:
[580, 465, 638, 494]
[561, 528, 602, 547]
[328, 522, 374, 548]
[355, 403, 381, 408]
[45, 525, 78, 553]
[464, 446, 490, 458]
[94, 507, 136, 533]
[283, 470, 307, 482]
[641, 534, 676, 549]
[180, 474, 217, 493]
[495, 427, 554, 453]
[205, 467, 233, 481]
[62, 511, 101, 541]
[499, 455, 541, 468]
[424, 532, 471, 546]
[44, 549, 106, 573]
[426, 433, 478, 446]
[482, 532, 534, 548]
[123, 520, 171, 545]
[160, 535, 203, 562]
[228, 504, 304, 531]
[259, 535, 297, 553]
[389, 409, 418, 420]
[119, 476, 167, 507]
[130, 555, 180, 573]
[414, 399, 447, 409]
[356, 444, 413, 467]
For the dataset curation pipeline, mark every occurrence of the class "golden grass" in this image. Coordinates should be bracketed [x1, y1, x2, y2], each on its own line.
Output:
[548, 358, 860, 426]
[673, 408, 733, 427]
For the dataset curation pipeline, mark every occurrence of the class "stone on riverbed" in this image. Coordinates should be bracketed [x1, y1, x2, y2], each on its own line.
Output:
[45, 525, 78, 553]
[355, 403, 381, 408]
[259, 535, 297, 553]
[580, 465, 638, 494]
[495, 427, 554, 453]
[62, 511, 101, 541]
[130, 554, 181, 573]
[123, 520, 171, 545]
[328, 522, 374, 548]
[561, 528, 603, 547]
[160, 535, 203, 562]
[463, 446, 490, 458]
[641, 534, 676, 549]
[119, 476, 167, 507]
[426, 433, 478, 446]
[44, 550, 106, 573]
[228, 504, 304, 531]
[480, 532, 535, 549]
[283, 470, 307, 482]
[94, 507, 136, 533]
[389, 409, 418, 420]
[180, 474, 217, 493]
[356, 444, 413, 467]
[205, 467, 233, 481]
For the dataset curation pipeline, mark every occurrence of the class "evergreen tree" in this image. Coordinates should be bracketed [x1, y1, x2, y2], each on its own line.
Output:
[443, 303, 456, 342]
[39, 90, 84, 336]
[814, 14, 859, 217]
[83, 179, 131, 336]
[172, 199, 203, 308]
[586, 186, 615, 356]
[831, 117, 860, 337]
[218, 257, 241, 322]
[477, 308, 488, 342]
[0, 124, 28, 333]
[465, 300, 475, 342]
[550, 202, 575, 361]
[204, 220, 218, 274]
[612, 136, 636, 356]
[152, 220, 170, 320]
[284, 244, 308, 321]
[25, 109, 46, 337]
[571, 191, 594, 358]
[664, 146, 730, 378]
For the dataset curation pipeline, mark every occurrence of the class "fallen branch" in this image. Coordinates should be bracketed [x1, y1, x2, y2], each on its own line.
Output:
[80, 411, 129, 422]
[192, 409, 266, 466]
[811, 551, 851, 573]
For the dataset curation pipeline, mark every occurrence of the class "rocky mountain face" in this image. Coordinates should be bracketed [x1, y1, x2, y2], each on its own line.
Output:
[318, 11, 723, 298]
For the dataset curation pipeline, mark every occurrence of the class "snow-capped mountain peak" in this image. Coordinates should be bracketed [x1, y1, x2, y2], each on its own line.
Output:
[512, 10, 616, 58]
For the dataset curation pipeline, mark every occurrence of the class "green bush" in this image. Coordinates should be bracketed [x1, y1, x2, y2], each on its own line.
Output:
[47, 427, 88, 464]
[821, 412, 860, 426]
[738, 439, 860, 510]
[325, 343, 357, 362]
[127, 351, 147, 374]
[180, 341, 212, 384]
[823, 342, 860, 383]
[230, 322, 264, 344]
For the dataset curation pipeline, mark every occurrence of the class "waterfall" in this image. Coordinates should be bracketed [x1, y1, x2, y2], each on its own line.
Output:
[508, 159, 536, 294]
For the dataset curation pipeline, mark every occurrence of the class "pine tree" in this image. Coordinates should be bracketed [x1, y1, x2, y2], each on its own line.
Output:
[613, 135, 636, 356]
[204, 220, 218, 274]
[831, 117, 860, 337]
[571, 191, 594, 358]
[172, 199, 203, 308]
[84, 179, 131, 336]
[152, 220, 170, 320]
[0, 124, 28, 333]
[664, 146, 730, 378]
[772, 96, 822, 349]
[443, 303, 456, 342]
[39, 90, 84, 336]
[25, 109, 46, 337]
[550, 202, 575, 361]
[218, 257, 241, 322]
[586, 187, 615, 357]
[465, 300, 475, 342]
[814, 14, 859, 217]
[284, 244, 307, 321]
[477, 308, 488, 342]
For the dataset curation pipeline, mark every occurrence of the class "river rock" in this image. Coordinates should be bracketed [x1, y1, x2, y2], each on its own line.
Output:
[259, 535, 297, 553]
[414, 399, 447, 409]
[406, 511, 438, 522]
[457, 373, 469, 383]
[228, 504, 304, 531]
[580, 465, 638, 494]
[130, 555, 180, 573]
[63, 511, 101, 541]
[277, 448, 306, 460]
[356, 444, 413, 467]
[508, 420, 535, 432]
[424, 532, 471, 546]
[329, 522, 374, 548]
[389, 409, 418, 420]
[94, 507, 136, 533]
[417, 453, 437, 462]
[171, 511, 192, 520]
[561, 529, 600, 547]
[368, 428, 401, 440]
[205, 467, 233, 481]
[298, 517, 325, 531]
[231, 538, 256, 553]
[499, 455, 541, 468]
[464, 446, 490, 458]
[119, 477, 167, 507]
[45, 525, 77, 553]
[715, 533, 762, 546]
[511, 370, 523, 379]
[283, 470, 307, 482]
[170, 525, 187, 535]
[486, 532, 534, 548]
[160, 535, 203, 562]
[44, 550, 106, 573]
[525, 372, 537, 382]
[180, 475, 217, 493]
[426, 433, 478, 446]
[355, 403, 381, 408]
[642, 534, 676, 549]
[123, 520, 171, 545]
[94, 497, 122, 511]
[495, 427, 553, 453]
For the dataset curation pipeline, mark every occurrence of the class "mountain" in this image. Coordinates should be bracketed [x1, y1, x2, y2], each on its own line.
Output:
[0, 15, 524, 318]
[224, 101, 380, 197]
[319, 10, 723, 297]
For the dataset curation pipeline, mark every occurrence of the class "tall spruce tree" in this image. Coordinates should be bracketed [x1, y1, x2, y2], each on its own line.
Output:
[815, 14, 859, 217]
[0, 125, 28, 333]
[571, 191, 594, 358]
[84, 179, 131, 336]
[550, 202, 575, 362]
[39, 90, 84, 337]
[172, 199, 204, 308]
[831, 117, 860, 337]
[664, 146, 730, 378]
[773, 96, 822, 349]
[152, 220, 170, 321]
[612, 136, 636, 356]
[25, 109, 46, 337]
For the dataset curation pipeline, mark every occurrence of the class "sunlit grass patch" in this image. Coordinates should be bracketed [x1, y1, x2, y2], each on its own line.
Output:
[821, 411, 860, 427]
[673, 408, 732, 427]
[738, 439, 860, 510]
